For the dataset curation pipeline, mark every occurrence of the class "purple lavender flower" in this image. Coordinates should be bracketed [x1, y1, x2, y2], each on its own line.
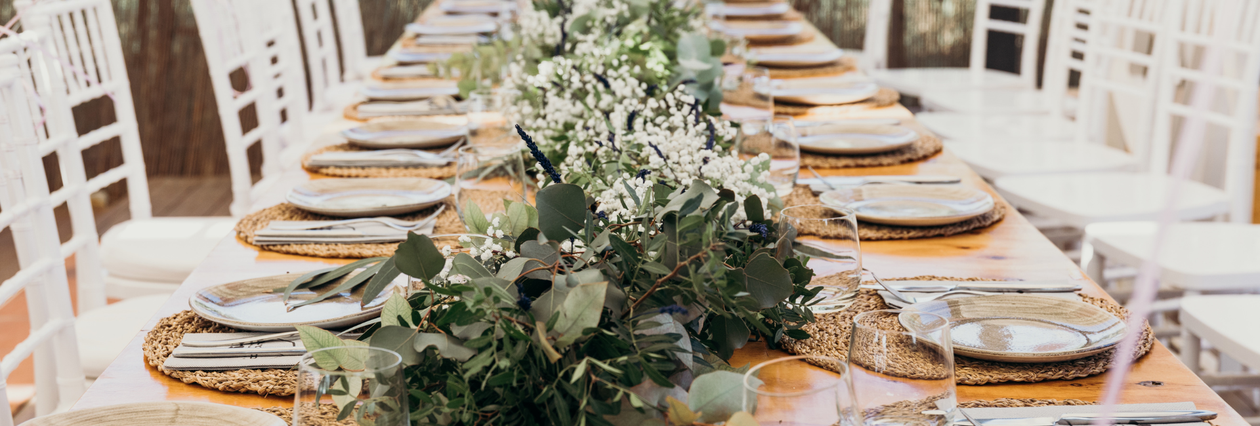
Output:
[594, 73, 612, 90]
[648, 142, 666, 161]
[645, 84, 658, 96]
[626, 110, 637, 132]
[658, 304, 688, 315]
[516, 124, 562, 184]
[704, 118, 715, 150]
[635, 169, 650, 181]
[749, 223, 769, 239]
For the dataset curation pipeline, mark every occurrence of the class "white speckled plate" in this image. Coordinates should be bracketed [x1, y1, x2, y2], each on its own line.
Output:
[797, 123, 918, 154]
[21, 401, 286, 426]
[819, 185, 994, 226]
[769, 79, 879, 106]
[341, 119, 468, 149]
[190, 272, 402, 332]
[712, 20, 803, 43]
[286, 177, 452, 217]
[902, 294, 1127, 363]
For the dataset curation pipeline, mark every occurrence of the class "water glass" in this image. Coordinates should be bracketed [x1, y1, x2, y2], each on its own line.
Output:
[465, 88, 518, 150]
[778, 204, 861, 312]
[848, 310, 957, 426]
[455, 145, 532, 217]
[721, 65, 773, 120]
[294, 346, 409, 426]
[743, 356, 855, 426]
[734, 115, 799, 196]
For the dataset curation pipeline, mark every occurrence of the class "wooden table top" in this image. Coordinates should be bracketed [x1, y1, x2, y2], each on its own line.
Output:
[71, 6, 1245, 425]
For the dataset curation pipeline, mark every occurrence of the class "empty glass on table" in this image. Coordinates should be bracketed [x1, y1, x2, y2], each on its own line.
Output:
[743, 355, 856, 426]
[734, 115, 799, 196]
[848, 309, 957, 426]
[778, 204, 860, 312]
[454, 145, 533, 217]
[294, 346, 409, 426]
[721, 65, 773, 120]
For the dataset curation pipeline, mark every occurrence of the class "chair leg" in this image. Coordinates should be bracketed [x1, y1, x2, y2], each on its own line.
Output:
[0, 380, 13, 426]
[1182, 327, 1202, 374]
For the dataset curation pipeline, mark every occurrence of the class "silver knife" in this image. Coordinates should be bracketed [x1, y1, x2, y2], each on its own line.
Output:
[944, 410, 1217, 425]
[861, 280, 1082, 293]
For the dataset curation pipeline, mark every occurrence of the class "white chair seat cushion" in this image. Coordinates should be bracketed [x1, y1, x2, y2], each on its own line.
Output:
[868, 68, 1028, 97]
[76, 294, 170, 378]
[946, 141, 1136, 179]
[920, 87, 1058, 114]
[916, 112, 1076, 143]
[1085, 222, 1260, 291]
[1181, 295, 1260, 370]
[100, 217, 236, 284]
[995, 172, 1230, 229]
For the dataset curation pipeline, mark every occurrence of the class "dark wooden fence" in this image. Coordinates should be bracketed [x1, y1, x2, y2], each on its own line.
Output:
[0, 0, 1045, 179]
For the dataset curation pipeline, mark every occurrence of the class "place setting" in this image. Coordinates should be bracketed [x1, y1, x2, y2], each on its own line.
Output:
[302, 116, 468, 178]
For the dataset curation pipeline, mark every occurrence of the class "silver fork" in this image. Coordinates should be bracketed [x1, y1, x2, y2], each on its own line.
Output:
[269, 205, 446, 231]
[896, 289, 1001, 304]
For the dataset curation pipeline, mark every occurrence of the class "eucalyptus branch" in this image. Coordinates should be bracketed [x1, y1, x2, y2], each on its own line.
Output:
[628, 243, 721, 313]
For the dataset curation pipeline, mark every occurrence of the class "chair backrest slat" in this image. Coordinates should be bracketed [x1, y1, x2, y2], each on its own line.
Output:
[970, 0, 1047, 86]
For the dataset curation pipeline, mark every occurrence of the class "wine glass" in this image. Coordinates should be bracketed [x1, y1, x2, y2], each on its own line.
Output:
[454, 145, 532, 217]
[721, 65, 773, 120]
[465, 87, 518, 151]
[743, 355, 856, 426]
[733, 115, 799, 197]
[778, 204, 860, 312]
[294, 346, 409, 426]
[848, 310, 957, 426]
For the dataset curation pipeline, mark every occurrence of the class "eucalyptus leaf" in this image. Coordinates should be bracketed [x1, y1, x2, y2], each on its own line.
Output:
[283, 257, 383, 303]
[535, 183, 587, 241]
[450, 253, 493, 279]
[506, 201, 537, 236]
[688, 370, 762, 423]
[290, 262, 384, 309]
[464, 200, 490, 235]
[381, 293, 413, 328]
[743, 253, 793, 309]
[414, 333, 477, 362]
[370, 325, 421, 366]
[520, 240, 561, 265]
[360, 257, 401, 308]
[394, 233, 446, 283]
[515, 227, 542, 253]
[296, 325, 347, 370]
[709, 315, 750, 360]
[551, 281, 608, 348]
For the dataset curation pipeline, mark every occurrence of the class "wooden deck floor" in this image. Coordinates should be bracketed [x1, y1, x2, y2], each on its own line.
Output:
[0, 176, 232, 414]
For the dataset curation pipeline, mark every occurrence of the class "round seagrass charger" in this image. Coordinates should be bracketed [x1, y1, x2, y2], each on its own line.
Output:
[798, 124, 944, 168]
[782, 277, 1155, 385]
[782, 185, 1007, 240]
[764, 58, 857, 79]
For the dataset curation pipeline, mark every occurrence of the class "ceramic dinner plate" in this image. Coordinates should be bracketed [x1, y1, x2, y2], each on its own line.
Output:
[190, 272, 402, 332]
[286, 177, 452, 217]
[706, 2, 791, 17]
[21, 401, 286, 426]
[797, 123, 918, 154]
[359, 79, 460, 101]
[749, 45, 844, 67]
[712, 20, 802, 43]
[342, 119, 468, 149]
[440, 0, 517, 14]
[818, 185, 994, 226]
[902, 294, 1128, 363]
[768, 79, 879, 105]
[406, 16, 498, 35]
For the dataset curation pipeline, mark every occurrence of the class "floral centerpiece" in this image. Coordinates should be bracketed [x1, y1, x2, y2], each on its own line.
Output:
[291, 0, 825, 424]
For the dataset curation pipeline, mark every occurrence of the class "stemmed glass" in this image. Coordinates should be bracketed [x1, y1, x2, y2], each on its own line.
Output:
[848, 310, 957, 426]
[743, 355, 856, 426]
[293, 346, 409, 426]
[778, 204, 861, 312]
[465, 87, 518, 151]
[454, 145, 532, 217]
[733, 115, 799, 196]
[721, 65, 773, 120]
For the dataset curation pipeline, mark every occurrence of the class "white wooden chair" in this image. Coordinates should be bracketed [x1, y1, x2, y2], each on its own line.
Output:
[292, 0, 365, 113]
[843, 0, 891, 71]
[16, 0, 236, 303]
[189, 0, 291, 217]
[1180, 294, 1260, 424]
[917, 0, 1094, 117]
[929, 0, 1170, 180]
[0, 39, 86, 424]
[1077, 0, 1260, 302]
[867, 0, 1046, 97]
[997, 0, 1251, 230]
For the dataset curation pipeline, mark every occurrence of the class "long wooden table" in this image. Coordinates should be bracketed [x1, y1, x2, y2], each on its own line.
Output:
[71, 6, 1246, 426]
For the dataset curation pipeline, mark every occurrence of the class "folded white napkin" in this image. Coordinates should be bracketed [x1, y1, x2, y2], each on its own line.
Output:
[359, 84, 461, 101]
[750, 47, 844, 65]
[163, 333, 306, 371]
[413, 35, 482, 45]
[440, 0, 517, 14]
[307, 149, 451, 168]
[878, 290, 1080, 309]
[254, 219, 434, 245]
[388, 50, 456, 64]
[377, 65, 440, 79]
[706, 2, 790, 16]
[962, 402, 1206, 426]
[406, 21, 497, 35]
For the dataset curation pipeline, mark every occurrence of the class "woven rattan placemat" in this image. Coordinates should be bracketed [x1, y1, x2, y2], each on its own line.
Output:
[300, 143, 457, 179]
[775, 87, 900, 116]
[143, 311, 297, 396]
[782, 278, 1155, 385]
[798, 125, 942, 169]
[235, 202, 469, 259]
[748, 30, 815, 47]
[257, 404, 355, 426]
[782, 185, 1007, 240]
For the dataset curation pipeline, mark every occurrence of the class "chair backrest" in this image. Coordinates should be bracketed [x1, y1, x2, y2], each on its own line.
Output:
[1071, 0, 1170, 161]
[1148, 0, 1260, 221]
[16, 0, 152, 222]
[969, 0, 1048, 86]
[190, 0, 288, 217]
[0, 39, 86, 423]
[331, 0, 370, 80]
[254, 0, 314, 168]
[294, 0, 345, 112]
[1040, 0, 1096, 118]
[861, 0, 892, 70]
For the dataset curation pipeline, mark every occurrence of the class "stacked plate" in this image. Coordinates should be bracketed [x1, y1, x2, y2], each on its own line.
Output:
[360, 79, 460, 101]
[441, 0, 517, 14]
[819, 184, 994, 226]
[902, 294, 1128, 363]
[764, 75, 879, 105]
[710, 20, 802, 43]
[406, 16, 498, 35]
[341, 119, 468, 149]
[190, 272, 400, 331]
[286, 177, 452, 217]
[797, 123, 918, 154]
[749, 44, 845, 67]
[706, 2, 791, 17]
